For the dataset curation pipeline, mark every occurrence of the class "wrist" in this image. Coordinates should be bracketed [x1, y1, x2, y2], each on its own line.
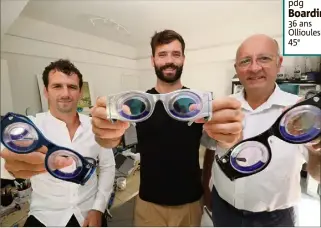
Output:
[90, 209, 103, 214]
[95, 135, 122, 148]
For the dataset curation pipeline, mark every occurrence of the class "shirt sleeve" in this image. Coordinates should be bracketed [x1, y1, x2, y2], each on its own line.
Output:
[91, 147, 116, 213]
[200, 131, 217, 150]
[299, 144, 309, 163]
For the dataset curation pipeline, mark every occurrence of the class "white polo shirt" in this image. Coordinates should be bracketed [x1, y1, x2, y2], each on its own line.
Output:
[211, 85, 308, 212]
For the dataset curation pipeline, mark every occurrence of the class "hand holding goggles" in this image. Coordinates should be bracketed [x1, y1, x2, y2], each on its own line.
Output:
[106, 89, 213, 125]
[0, 112, 97, 185]
[216, 91, 321, 181]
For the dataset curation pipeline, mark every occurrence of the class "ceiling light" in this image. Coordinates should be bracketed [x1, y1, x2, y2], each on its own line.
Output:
[89, 16, 130, 35]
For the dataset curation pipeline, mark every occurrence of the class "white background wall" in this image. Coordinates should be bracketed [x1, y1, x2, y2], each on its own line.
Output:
[136, 37, 321, 98]
[1, 16, 320, 114]
[1, 59, 13, 115]
[1, 17, 139, 114]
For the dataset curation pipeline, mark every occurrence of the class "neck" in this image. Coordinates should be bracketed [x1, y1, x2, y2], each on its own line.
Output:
[49, 109, 80, 127]
[155, 79, 183, 94]
[245, 84, 276, 110]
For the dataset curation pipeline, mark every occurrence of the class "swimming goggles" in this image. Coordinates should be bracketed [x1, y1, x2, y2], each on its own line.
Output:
[0, 112, 97, 185]
[216, 91, 321, 181]
[106, 89, 213, 126]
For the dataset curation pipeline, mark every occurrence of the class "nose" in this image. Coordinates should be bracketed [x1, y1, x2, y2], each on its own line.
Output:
[61, 86, 71, 97]
[164, 54, 174, 64]
[248, 60, 262, 73]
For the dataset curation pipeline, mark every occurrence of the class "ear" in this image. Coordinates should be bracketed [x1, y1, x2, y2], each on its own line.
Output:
[43, 87, 48, 99]
[277, 56, 283, 68]
[150, 56, 155, 67]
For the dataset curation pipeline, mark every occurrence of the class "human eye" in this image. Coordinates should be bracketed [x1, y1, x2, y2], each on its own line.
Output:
[258, 55, 272, 62]
[158, 52, 167, 57]
[239, 58, 251, 66]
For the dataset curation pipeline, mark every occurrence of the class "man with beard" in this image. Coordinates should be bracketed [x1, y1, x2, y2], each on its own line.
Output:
[0, 59, 114, 227]
[91, 29, 244, 227]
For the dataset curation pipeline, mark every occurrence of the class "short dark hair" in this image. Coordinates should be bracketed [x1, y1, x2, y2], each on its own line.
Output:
[150, 29, 185, 57]
[42, 59, 83, 89]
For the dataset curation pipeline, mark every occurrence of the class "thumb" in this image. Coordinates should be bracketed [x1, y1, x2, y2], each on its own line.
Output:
[189, 104, 205, 123]
[52, 156, 74, 170]
[36, 146, 48, 154]
[189, 104, 201, 112]
[95, 96, 107, 108]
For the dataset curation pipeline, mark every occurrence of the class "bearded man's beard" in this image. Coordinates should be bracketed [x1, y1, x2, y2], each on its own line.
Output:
[154, 63, 183, 83]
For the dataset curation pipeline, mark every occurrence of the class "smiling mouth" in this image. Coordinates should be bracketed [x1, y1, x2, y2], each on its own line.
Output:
[247, 76, 265, 81]
[59, 100, 72, 103]
[163, 67, 176, 71]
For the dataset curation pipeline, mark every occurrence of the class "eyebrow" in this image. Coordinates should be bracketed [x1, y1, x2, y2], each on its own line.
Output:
[239, 53, 274, 58]
[51, 83, 78, 87]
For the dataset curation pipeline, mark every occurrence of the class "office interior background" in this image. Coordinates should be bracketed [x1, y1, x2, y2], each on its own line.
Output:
[1, 0, 320, 227]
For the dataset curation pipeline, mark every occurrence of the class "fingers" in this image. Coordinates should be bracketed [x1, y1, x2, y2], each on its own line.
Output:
[189, 104, 201, 112]
[122, 105, 132, 115]
[309, 136, 321, 145]
[91, 96, 130, 141]
[4, 160, 46, 172]
[91, 116, 129, 130]
[201, 97, 244, 147]
[8, 170, 47, 179]
[305, 136, 321, 152]
[206, 132, 241, 145]
[212, 97, 241, 111]
[51, 156, 74, 170]
[0, 147, 49, 178]
[92, 126, 127, 139]
[209, 108, 244, 123]
[204, 122, 243, 135]
[0, 147, 47, 164]
[91, 106, 108, 120]
[95, 96, 107, 108]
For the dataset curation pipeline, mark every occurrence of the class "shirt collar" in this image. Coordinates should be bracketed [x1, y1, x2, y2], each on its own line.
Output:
[236, 83, 297, 111]
[45, 110, 87, 126]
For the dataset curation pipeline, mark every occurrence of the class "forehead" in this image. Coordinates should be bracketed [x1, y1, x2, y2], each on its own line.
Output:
[48, 70, 79, 85]
[237, 38, 277, 58]
[155, 40, 183, 53]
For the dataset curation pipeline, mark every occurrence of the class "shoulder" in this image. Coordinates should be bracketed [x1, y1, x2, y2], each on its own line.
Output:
[146, 88, 157, 94]
[78, 114, 93, 129]
[32, 112, 48, 123]
[278, 90, 302, 105]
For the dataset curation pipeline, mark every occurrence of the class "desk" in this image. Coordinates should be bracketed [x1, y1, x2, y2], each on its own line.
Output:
[0, 202, 29, 227]
[112, 170, 140, 209]
[0, 172, 141, 227]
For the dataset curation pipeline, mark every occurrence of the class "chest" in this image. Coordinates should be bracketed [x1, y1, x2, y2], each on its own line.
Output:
[243, 107, 283, 139]
[241, 107, 305, 174]
[36, 120, 99, 159]
[136, 103, 203, 143]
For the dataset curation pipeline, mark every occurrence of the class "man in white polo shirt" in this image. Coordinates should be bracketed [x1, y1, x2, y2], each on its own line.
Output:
[202, 34, 321, 226]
